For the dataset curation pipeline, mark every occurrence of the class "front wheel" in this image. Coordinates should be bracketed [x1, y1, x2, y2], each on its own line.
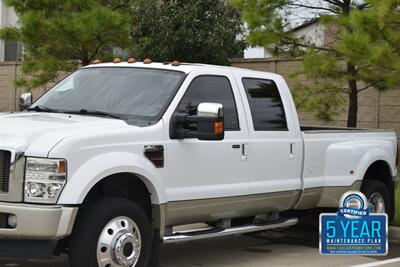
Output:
[69, 198, 152, 267]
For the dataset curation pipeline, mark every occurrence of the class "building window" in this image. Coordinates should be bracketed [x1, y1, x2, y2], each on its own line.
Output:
[4, 41, 22, 62]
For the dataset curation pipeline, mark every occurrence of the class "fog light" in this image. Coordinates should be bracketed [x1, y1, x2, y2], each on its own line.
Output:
[7, 215, 17, 228]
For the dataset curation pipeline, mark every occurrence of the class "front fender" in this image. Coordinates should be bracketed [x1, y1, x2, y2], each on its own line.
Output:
[57, 151, 165, 205]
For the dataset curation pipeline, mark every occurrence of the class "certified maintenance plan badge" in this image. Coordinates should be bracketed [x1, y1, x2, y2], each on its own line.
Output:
[320, 191, 388, 255]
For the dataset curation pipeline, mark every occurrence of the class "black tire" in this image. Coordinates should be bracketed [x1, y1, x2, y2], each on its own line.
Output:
[69, 197, 152, 267]
[361, 179, 393, 220]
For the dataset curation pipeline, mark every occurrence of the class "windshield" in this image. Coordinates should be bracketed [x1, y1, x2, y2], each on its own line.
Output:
[31, 67, 185, 123]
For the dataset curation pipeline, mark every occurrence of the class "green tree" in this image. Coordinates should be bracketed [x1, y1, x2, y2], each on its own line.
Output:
[0, 0, 132, 88]
[231, 0, 400, 127]
[339, 0, 400, 91]
[130, 0, 245, 65]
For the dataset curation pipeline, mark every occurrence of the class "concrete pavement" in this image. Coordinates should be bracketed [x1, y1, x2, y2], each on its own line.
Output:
[0, 226, 399, 267]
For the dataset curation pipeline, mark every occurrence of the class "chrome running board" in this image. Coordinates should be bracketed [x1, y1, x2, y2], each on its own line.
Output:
[163, 217, 298, 244]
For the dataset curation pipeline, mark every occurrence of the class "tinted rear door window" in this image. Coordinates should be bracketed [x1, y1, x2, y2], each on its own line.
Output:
[242, 78, 287, 131]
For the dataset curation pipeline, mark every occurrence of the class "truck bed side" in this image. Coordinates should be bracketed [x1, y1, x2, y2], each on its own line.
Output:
[295, 130, 397, 209]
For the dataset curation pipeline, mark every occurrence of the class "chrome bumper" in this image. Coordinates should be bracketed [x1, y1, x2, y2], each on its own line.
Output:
[0, 202, 78, 239]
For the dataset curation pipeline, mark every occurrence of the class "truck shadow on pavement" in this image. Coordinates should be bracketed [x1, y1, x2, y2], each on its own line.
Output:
[0, 226, 399, 267]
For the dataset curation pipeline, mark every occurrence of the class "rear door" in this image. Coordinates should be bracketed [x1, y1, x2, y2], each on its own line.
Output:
[234, 73, 303, 211]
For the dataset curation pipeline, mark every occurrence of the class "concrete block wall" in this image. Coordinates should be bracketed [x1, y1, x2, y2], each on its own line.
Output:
[0, 62, 49, 112]
[232, 58, 400, 136]
[0, 62, 17, 111]
[0, 60, 399, 136]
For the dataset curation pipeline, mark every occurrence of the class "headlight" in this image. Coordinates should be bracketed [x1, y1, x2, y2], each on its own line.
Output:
[24, 157, 67, 204]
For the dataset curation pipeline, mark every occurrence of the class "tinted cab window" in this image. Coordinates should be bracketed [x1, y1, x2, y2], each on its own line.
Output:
[242, 78, 287, 131]
[176, 75, 240, 130]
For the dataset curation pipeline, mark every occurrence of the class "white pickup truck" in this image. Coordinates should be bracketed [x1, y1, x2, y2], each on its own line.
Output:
[0, 61, 398, 267]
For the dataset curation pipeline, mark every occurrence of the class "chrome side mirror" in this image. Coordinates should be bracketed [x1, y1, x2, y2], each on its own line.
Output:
[170, 102, 225, 140]
[19, 93, 32, 111]
[197, 102, 224, 118]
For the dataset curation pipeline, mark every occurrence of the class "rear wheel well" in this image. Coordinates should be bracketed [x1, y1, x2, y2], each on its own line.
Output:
[362, 161, 394, 216]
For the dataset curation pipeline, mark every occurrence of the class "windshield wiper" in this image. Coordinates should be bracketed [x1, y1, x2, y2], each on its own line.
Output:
[27, 105, 60, 113]
[69, 109, 124, 120]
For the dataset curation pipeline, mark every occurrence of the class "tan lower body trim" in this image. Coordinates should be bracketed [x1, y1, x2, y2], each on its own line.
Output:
[165, 190, 299, 226]
[294, 181, 362, 209]
[161, 182, 363, 229]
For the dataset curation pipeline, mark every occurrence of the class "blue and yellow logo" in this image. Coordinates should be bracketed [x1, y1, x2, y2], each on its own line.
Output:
[320, 191, 388, 255]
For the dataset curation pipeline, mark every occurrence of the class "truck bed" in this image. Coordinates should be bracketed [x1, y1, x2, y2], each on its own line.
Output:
[300, 125, 393, 133]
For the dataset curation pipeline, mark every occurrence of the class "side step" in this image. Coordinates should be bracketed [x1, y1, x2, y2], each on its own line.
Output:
[163, 217, 298, 244]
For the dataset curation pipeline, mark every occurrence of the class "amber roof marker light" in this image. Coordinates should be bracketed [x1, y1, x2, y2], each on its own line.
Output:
[171, 60, 180, 66]
[127, 58, 137, 63]
[113, 58, 122, 63]
[92, 59, 102, 64]
[143, 58, 152, 64]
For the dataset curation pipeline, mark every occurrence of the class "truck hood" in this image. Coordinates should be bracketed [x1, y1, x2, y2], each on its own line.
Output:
[0, 112, 128, 157]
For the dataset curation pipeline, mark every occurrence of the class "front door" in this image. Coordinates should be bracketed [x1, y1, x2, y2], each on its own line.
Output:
[163, 70, 250, 224]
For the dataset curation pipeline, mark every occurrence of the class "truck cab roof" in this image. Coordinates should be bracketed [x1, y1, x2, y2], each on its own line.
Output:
[82, 61, 283, 79]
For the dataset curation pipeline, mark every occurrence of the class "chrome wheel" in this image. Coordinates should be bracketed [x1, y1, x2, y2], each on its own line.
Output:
[97, 216, 142, 267]
[368, 192, 386, 213]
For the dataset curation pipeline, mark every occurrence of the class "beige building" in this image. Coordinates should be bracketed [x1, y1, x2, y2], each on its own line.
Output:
[0, 0, 20, 62]
[244, 18, 336, 59]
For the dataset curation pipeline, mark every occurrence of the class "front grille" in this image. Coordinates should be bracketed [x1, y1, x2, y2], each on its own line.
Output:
[0, 150, 11, 193]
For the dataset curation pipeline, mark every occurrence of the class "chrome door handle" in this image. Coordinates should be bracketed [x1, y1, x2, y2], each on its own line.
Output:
[241, 144, 249, 161]
[290, 143, 295, 160]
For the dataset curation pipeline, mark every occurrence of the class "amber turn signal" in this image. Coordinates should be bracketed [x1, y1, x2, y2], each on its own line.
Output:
[214, 121, 224, 136]
[58, 161, 66, 174]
